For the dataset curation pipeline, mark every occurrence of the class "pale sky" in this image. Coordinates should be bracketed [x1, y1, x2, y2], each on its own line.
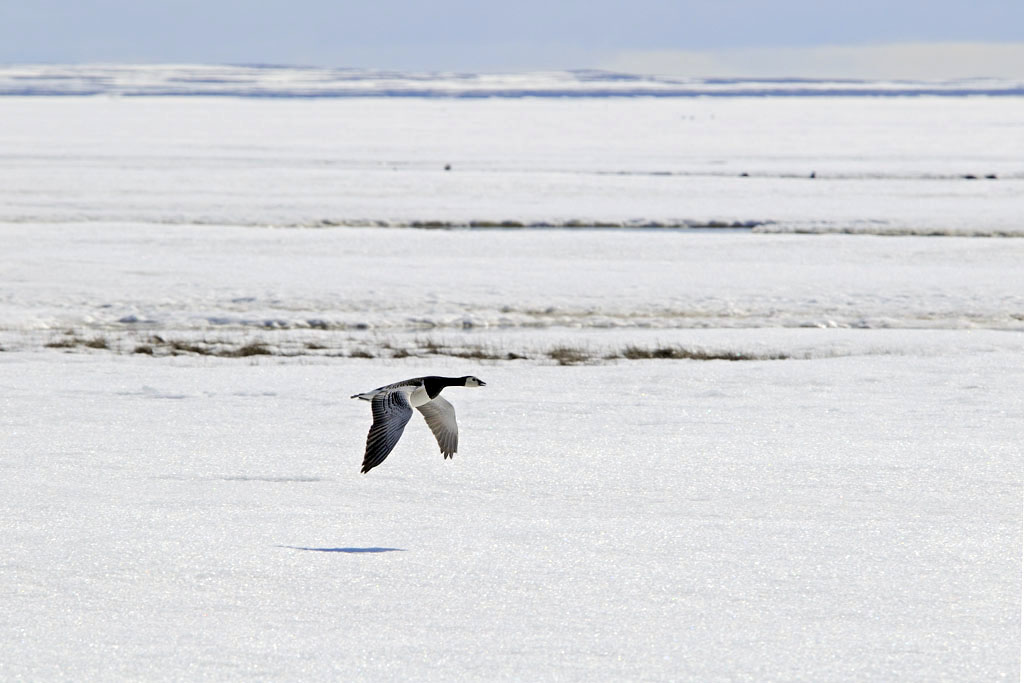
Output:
[2, 1, 1022, 78]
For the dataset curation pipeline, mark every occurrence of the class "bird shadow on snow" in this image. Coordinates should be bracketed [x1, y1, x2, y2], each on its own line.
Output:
[277, 545, 405, 554]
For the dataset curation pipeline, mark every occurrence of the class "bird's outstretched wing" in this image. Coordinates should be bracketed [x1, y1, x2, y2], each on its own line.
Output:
[416, 396, 458, 459]
[361, 390, 414, 473]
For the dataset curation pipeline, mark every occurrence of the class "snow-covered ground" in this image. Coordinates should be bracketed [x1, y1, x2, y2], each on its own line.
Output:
[0, 94, 1022, 234]
[0, 88, 1021, 680]
[1, 222, 1023, 353]
[2, 346, 1021, 680]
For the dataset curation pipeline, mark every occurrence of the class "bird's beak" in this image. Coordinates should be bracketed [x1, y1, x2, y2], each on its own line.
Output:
[479, 380, 487, 387]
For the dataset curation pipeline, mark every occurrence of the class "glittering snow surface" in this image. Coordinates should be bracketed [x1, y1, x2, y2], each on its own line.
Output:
[0, 88, 1021, 681]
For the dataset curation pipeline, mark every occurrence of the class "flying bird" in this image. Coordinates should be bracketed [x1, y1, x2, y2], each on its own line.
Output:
[351, 375, 486, 473]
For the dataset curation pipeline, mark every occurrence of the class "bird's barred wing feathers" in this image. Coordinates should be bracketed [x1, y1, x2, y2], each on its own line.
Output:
[361, 389, 414, 473]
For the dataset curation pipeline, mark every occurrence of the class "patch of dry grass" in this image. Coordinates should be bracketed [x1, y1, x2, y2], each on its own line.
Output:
[45, 335, 110, 350]
[221, 342, 272, 358]
[614, 344, 790, 361]
[37, 331, 793, 365]
[548, 345, 591, 365]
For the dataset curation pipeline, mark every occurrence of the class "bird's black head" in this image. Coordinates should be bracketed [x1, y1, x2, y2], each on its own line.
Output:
[462, 376, 486, 387]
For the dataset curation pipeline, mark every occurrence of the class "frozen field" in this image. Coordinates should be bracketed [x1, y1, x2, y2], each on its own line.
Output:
[0, 83, 1022, 680]
[0, 91, 1022, 235]
[1, 343, 1021, 681]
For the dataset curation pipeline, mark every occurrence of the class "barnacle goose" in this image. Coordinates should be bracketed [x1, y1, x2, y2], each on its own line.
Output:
[351, 375, 486, 473]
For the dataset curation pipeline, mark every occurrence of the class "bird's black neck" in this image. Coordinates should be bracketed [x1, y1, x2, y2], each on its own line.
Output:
[423, 376, 463, 400]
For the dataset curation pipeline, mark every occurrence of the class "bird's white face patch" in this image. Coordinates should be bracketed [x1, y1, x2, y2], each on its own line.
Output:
[464, 376, 485, 387]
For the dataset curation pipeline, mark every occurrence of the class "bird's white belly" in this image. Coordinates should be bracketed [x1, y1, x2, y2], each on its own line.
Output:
[409, 385, 430, 407]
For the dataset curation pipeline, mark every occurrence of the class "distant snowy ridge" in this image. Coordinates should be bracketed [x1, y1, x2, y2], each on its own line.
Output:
[3, 64, 1023, 97]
